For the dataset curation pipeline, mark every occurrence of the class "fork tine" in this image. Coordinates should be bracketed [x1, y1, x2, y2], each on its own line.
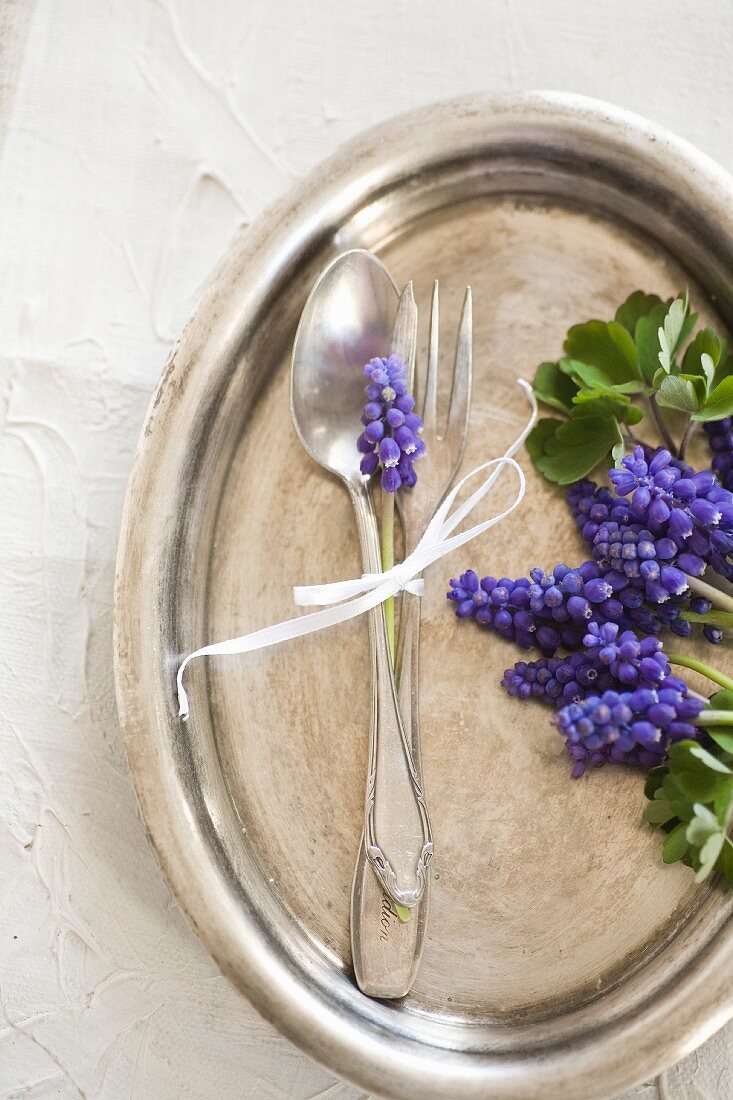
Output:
[390, 281, 418, 390]
[445, 286, 472, 466]
[423, 280, 439, 428]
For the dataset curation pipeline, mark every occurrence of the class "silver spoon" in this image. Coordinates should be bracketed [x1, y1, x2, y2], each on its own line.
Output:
[291, 249, 432, 909]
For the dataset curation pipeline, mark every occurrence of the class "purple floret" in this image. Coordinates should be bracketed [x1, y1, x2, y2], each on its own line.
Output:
[502, 652, 613, 706]
[357, 355, 424, 492]
[566, 443, 733, 643]
[705, 418, 733, 492]
[555, 680, 705, 778]
[501, 623, 673, 710]
[447, 564, 634, 655]
[608, 445, 733, 581]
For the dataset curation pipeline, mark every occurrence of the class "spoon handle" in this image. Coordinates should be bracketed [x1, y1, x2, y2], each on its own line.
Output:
[348, 480, 432, 909]
[350, 587, 428, 996]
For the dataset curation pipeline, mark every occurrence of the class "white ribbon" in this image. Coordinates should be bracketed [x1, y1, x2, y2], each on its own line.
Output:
[176, 381, 537, 720]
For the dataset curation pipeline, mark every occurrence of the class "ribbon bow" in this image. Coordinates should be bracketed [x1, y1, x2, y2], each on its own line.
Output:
[176, 382, 537, 719]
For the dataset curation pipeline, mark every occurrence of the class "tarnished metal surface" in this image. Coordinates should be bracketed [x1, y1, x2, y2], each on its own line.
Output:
[114, 93, 733, 1099]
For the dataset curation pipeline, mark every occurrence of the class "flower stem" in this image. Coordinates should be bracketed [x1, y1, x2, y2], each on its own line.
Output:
[685, 573, 733, 614]
[678, 416, 698, 459]
[681, 609, 733, 628]
[381, 490, 395, 663]
[693, 710, 733, 726]
[668, 651, 733, 693]
[648, 392, 677, 454]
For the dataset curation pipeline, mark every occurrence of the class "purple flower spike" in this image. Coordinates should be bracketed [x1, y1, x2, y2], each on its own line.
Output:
[555, 680, 705, 777]
[357, 354, 424, 492]
[604, 443, 733, 589]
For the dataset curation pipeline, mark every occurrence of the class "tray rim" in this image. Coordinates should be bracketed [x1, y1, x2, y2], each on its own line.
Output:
[114, 91, 733, 1100]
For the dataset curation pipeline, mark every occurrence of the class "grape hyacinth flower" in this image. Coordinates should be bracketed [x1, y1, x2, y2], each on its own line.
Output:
[501, 624, 673, 707]
[568, 458, 733, 641]
[556, 681, 705, 778]
[447, 564, 629, 655]
[705, 418, 733, 492]
[591, 520, 704, 599]
[566, 478, 631, 544]
[357, 354, 424, 493]
[502, 653, 614, 706]
[609, 446, 733, 562]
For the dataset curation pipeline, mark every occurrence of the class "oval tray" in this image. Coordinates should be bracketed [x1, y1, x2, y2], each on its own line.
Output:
[114, 92, 733, 1100]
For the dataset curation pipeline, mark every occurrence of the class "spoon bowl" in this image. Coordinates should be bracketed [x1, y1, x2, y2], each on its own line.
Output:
[290, 249, 397, 483]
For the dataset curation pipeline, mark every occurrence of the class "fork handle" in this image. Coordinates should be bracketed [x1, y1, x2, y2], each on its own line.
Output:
[351, 588, 428, 997]
[348, 481, 432, 909]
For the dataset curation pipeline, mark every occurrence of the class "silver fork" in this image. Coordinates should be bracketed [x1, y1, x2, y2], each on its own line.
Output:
[351, 281, 473, 997]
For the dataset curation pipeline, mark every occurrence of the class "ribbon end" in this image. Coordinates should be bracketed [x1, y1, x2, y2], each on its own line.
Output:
[176, 668, 191, 721]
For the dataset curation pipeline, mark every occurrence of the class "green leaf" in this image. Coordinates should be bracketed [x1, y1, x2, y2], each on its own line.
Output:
[679, 310, 699, 351]
[644, 766, 666, 800]
[683, 327, 722, 386]
[644, 798, 676, 825]
[687, 803, 721, 845]
[717, 838, 733, 883]
[708, 730, 733, 756]
[670, 743, 729, 802]
[690, 745, 733, 773]
[559, 357, 645, 393]
[610, 419, 625, 466]
[525, 418, 562, 460]
[676, 769, 727, 803]
[624, 404, 644, 426]
[651, 365, 668, 391]
[615, 290, 665, 335]
[713, 351, 733, 390]
[570, 388, 630, 420]
[714, 783, 733, 826]
[700, 353, 716, 391]
[662, 821, 689, 863]
[655, 374, 700, 413]
[695, 831, 725, 882]
[693, 376, 733, 421]
[711, 690, 733, 712]
[658, 298, 688, 373]
[534, 415, 619, 485]
[710, 731, 733, 754]
[533, 362, 579, 415]
[636, 304, 672, 384]
[563, 320, 640, 387]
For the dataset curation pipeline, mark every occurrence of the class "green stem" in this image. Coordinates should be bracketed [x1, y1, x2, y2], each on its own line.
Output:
[381, 490, 395, 663]
[685, 574, 733, 614]
[648, 392, 677, 454]
[694, 710, 733, 726]
[681, 609, 733, 628]
[668, 652, 733, 693]
[678, 416, 698, 460]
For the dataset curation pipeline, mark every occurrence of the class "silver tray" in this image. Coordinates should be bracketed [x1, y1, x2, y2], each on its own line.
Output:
[114, 92, 733, 1100]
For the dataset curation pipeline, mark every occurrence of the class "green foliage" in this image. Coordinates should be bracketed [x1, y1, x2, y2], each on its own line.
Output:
[563, 320, 639, 387]
[532, 362, 579, 414]
[615, 290, 665, 336]
[643, 732, 733, 886]
[529, 290, 733, 484]
[692, 376, 733, 421]
[533, 416, 619, 485]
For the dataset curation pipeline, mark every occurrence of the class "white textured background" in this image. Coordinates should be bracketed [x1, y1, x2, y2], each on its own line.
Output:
[3, 1, 733, 1097]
